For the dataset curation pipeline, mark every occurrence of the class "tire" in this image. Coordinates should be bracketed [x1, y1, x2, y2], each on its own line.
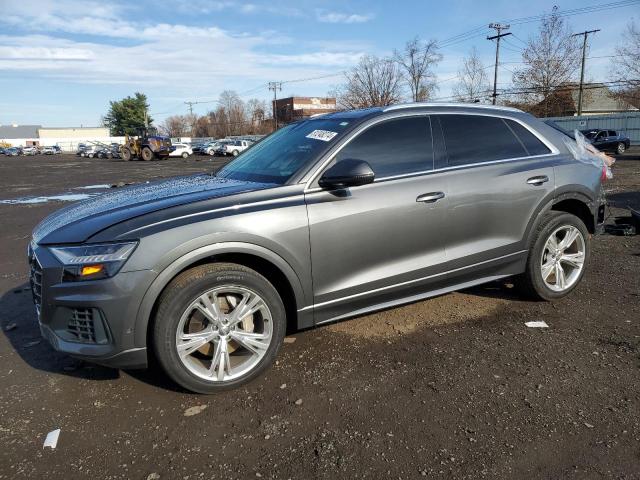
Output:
[181, 152, 189, 158]
[616, 142, 626, 155]
[152, 263, 286, 393]
[121, 147, 132, 161]
[231, 150, 239, 157]
[519, 211, 590, 301]
[88, 153, 94, 158]
[141, 147, 154, 161]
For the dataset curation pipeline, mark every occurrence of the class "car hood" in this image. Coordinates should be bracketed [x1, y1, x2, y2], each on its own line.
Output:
[32, 174, 275, 244]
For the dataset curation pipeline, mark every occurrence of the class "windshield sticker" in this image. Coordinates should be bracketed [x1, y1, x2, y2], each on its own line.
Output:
[306, 129, 338, 142]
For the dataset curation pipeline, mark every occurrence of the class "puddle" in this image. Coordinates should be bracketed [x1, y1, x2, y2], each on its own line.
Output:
[0, 193, 98, 205]
[75, 184, 111, 190]
[0, 183, 114, 205]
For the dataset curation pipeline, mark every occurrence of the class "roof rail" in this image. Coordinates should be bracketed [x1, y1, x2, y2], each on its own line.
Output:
[382, 102, 522, 113]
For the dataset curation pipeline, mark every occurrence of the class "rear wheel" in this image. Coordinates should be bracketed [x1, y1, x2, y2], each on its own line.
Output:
[519, 211, 589, 301]
[617, 142, 626, 155]
[141, 147, 154, 161]
[152, 263, 286, 393]
[121, 147, 132, 161]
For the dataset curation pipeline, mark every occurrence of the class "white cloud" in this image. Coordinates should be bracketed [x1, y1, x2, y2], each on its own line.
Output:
[316, 10, 374, 24]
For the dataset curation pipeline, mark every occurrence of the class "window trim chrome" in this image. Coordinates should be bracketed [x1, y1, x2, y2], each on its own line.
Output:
[303, 110, 559, 194]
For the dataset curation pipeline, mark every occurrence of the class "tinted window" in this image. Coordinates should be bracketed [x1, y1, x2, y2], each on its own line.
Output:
[335, 116, 432, 177]
[505, 119, 551, 156]
[438, 114, 527, 166]
[608, 130, 617, 137]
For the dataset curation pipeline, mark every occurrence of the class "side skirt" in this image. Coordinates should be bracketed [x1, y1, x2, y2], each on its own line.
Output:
[315, 274, 511, 326]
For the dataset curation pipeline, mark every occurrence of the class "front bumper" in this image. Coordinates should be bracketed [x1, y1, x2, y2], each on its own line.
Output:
[28, 243, 157, 369]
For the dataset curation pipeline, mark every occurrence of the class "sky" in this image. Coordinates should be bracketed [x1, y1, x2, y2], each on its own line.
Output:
[0, 0, 638, 127]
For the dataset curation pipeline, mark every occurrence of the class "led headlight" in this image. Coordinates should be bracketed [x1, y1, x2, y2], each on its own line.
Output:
[49, 242, 137, 281]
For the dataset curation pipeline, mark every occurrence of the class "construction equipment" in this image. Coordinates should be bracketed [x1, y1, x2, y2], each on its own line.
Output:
[120, 128, 173, 161]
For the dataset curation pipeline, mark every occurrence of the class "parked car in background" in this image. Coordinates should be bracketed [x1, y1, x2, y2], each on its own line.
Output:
[28, 103, 606, 393]
[169, 143, 193, 158]
[581, 129, 631, 155]
[0, 147, 5, 155]
[22, 146, 38, 156]
[41, 146, 57, 155]
[5, 147, 22, 156]
[78, 146, 99, 158]
[217, 139, 252, 157]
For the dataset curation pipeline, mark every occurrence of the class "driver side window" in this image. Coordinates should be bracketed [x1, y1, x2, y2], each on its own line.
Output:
[334, 116, 433, 178]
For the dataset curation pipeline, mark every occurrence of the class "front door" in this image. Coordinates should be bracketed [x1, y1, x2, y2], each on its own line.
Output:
[305, 115, 449, 323]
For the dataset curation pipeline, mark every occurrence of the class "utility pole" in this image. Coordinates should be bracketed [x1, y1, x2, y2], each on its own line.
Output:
[487, 23, 511, 105]
[184, 101, 196, 116]
[268, 82, 282, 129]
[572, 29, 600, 116]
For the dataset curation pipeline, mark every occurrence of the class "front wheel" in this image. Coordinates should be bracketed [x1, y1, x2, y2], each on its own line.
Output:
[121, 147, 132, 161]
[519, 211, 590, 301]
[141, 147, 154, 161]
[152, 263, 286, 393]
[231, 150, 239, 157]
[181, 152, 189, 158]
[617, 142, 626, 155]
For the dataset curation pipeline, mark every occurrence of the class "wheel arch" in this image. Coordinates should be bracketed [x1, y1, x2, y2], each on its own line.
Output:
[524, 186, 597, 250]
[134, 242, 310, 348]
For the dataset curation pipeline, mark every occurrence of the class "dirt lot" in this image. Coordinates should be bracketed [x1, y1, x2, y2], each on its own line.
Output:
[0, 153, 639, 479]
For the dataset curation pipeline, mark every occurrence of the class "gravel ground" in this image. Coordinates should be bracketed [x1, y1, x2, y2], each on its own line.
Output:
[0, 153, 639, 479]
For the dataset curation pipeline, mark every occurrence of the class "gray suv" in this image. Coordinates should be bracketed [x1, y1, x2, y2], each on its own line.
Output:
[28, 104, 605, 393]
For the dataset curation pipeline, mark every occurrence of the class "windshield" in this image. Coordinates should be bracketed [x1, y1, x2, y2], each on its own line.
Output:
[216, 119, 352, 185]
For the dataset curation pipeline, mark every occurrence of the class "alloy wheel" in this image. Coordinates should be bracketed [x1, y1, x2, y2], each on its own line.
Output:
[540, 225, 586, 292]
[175, 286, 273, 382]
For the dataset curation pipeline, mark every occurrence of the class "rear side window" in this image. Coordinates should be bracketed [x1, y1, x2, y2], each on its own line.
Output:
[608, 130, 617, 137]
[335, 116, 433, 177]
[504, 119, 551, 156]
[438, 114, 527, 166]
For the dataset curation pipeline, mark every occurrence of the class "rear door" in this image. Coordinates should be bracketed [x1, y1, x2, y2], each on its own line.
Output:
[305, 115, 449, 323]
[434, 113, 557, 270]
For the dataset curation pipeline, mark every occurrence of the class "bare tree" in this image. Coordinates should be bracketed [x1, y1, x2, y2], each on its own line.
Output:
[511, 7, 581, 116]
[335, 55, 403, 109]
[452, 47, 490, 102]
[161, 114, 196, 137]
[394, 37, 442, 101]
[612, 20, 640, 109]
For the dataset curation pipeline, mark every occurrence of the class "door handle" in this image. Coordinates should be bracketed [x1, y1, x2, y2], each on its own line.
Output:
[526, 175, 549, 186]
[416, 192, 445, 203]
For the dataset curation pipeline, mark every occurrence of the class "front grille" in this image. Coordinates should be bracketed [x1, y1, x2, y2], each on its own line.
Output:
[28, 249, 43, 315]
[67, 308, 97, 343]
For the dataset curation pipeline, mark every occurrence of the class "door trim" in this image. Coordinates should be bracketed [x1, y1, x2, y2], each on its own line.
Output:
[298, 249, 526, 312]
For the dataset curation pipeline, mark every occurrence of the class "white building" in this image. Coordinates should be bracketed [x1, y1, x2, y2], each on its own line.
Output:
[0, 124, 125, 151]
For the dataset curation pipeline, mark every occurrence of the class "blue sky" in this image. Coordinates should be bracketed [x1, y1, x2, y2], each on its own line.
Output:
[0, 0, 637, 127]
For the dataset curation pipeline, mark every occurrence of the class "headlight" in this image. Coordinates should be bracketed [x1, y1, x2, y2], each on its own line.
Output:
[49, 242, 137, 281]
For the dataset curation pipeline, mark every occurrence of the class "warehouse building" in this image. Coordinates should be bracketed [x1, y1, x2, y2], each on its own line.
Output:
[273, 97, 337, 124]
[0, 125, 123, 151]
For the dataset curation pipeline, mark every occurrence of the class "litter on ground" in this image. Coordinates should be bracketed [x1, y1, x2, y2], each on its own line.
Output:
[525, 321, 549, 328]
[43, 429, 60, 449]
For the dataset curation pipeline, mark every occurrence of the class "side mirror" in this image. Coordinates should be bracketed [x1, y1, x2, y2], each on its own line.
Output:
[318, 159, 375, 190]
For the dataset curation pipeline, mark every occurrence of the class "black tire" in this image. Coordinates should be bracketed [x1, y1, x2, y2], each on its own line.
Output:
[152, 263, 286, 393]
[231, 150, 239, 157]
[181, 152, 189, 158]
[519, 211, 590, 301]
[141, 147, 154, 161]
[616, 142, 626, 155]
[121, 147, 132, 161]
